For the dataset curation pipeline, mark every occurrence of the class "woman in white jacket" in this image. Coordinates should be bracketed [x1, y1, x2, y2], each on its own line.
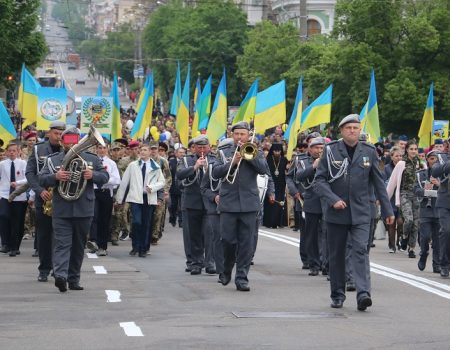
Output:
[116, 144, 165, 257]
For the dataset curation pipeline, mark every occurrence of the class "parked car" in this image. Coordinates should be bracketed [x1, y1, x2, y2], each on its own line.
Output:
[75, 79, 85, 85]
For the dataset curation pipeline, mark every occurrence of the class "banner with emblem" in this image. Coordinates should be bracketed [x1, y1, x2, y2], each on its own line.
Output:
[432, 120, 449, 143]
[80, 96, 113, 134]
[36, 87, 67, 130]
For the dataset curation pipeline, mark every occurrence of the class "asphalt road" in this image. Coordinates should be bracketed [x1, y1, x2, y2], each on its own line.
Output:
[1, 222, 449, 350]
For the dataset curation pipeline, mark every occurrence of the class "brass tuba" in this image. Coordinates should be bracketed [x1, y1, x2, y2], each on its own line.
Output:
[58, 125, 105, 201]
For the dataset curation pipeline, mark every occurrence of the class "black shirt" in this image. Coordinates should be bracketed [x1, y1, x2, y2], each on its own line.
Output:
[345, 142, 357, 161]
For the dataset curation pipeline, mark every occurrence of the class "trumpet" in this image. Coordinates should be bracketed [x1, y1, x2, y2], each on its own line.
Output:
[225, 131, 258, 184]
[201, 152, 208, 173]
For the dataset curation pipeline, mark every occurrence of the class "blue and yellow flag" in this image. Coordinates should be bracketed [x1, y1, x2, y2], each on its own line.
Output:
[110, 73, 122, 140]
[177, 64, 190, 147]
[170, 62, 182, 117]
[254, 80, 286, 135]
[232, 79, 258, 124]
[198, 75, 212, 131]
[359, 69, 380, 143]
[418, 83, 434, 148]
[136, 74, 150, 113]
[207, 69, 227, 145]
[191, 77, 202, 138]
[299, 84, 332, 132]
[0, 100, 17, 143]
[18, 63, 40, 128]
[285, 79, 303, 160]
[96, 81, 103, 97]
[131, 73, 154, 140]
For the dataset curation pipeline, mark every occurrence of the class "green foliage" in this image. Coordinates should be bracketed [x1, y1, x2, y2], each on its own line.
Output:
[0, 0, 47, 88]
[52, 0, 90, 47]
[143, 0, 248, 104]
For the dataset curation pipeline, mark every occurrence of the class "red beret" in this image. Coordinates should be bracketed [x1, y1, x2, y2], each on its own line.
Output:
[25, 132, 37, 140]
[128, 140, 140, 149]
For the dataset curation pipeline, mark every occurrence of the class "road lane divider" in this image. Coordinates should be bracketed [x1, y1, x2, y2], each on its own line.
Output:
[259, 229, 450, 300]
[119, 322, 143, 337]
[105, 290, 121, 303]
[86, 253, 98, 259]
[93, 266, 108, 274]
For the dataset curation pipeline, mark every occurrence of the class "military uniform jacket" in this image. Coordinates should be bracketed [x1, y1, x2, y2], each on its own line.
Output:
[26, 140, 61, 209]
[39, 151, 109, 218]
[295, 155, 322, 214]
[315, 140, 393, 225]
[430, 156, 450, 209]
[212, 146, 267, 213]
[177, 154, 216, 210]
[200, 159, 221, 215]
[286, 154, 307, 212]
[414, 168, 439, 220]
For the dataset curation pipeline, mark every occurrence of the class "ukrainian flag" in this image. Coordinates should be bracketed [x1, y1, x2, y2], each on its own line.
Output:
[110, 73, 122, 140]
[170, 62, 182, 117]
[198, 75, 212, 131]
[285, 79, 303, 160]
[136, 74, 150, 112]
[18, 63, 40, 128]
[206, 69, 227, 145]
[0, 100, 17, 143]
[254, 80, 286, 135]
[131, 73, 154, 140]
[359, 69, 380, 143]
[299, 84, 332, 133]
[191, 77, 202, 138]
[232, 79, 258, 124]
[96, 81, 103, 97]
[418, 83, 434, 148]
[176, 64, 190, 147]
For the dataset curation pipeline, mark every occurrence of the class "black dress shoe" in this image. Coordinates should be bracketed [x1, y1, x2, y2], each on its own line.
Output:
[138, 251, 146, 258]
[322, 268, 328, 276]
[250, 261, 254, 265]
[440, 268, 449, 278]
[308, 269, 319, 276]
[0, 246, 9, 253]
[32, 250, 39, 257]
[190, 267, 202, 275]
[236, 282, 250, 292]
[302, 263, 310, 270]
[38, 273, 48, 282]
[433, 266, 441, 274]
[205, 268, 216, 274]
[9, 250, 16, 257]
[55, 277, 67, 292]
[357, 296, 372, 311]
[330, 299, 343, 308]
[346, 282, 356, 292]
[15, 250, 20, 255]
[219, 273, 231, 285]
[68, 283, 84, 290]
[185, 266, 193, 273]
[129, 249, 137, 256]
[417, 254, 427, 271]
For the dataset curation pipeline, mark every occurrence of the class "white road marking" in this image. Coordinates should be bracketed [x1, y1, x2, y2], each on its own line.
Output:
[105, 290, 121, 303]
[119, 322, 144, 337]
[93, 266, 107, 274]
[86, 253, 98, 259]
[260, 229, 450, 300]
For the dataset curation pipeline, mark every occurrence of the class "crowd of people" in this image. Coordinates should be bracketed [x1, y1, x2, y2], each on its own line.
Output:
[0, 107, 449, 311]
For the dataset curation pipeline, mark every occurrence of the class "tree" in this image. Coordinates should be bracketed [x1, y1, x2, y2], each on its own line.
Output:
[143, 0, 248, 104]
[0, 0, 47, 88]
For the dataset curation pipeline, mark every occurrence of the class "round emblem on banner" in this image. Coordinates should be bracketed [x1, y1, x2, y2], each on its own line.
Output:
[41, 99, 64, 121]
[82, 97, 112, 125]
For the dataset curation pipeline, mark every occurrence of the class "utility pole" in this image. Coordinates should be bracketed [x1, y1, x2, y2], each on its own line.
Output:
[299, 0, 307, 41]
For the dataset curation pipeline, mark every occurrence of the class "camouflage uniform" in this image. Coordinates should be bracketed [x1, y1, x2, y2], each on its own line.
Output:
[400, 156, 420, 250]
[151, 156, 172, 243]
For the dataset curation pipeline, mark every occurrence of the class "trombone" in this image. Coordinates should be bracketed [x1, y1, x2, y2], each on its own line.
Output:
[225, 131, 258, 184]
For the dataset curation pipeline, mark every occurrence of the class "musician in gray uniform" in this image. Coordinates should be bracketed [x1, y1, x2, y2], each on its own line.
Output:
[296, 137, 325, 276]
[39, 127, 109, 292]
[25, 120, 65, 282]
[177, 135, 215, 275]
[431, 151, 450, 278]
[212, 122, 267, 291]
[315, 114, 394, 310]
[414, 150, 441, 273]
